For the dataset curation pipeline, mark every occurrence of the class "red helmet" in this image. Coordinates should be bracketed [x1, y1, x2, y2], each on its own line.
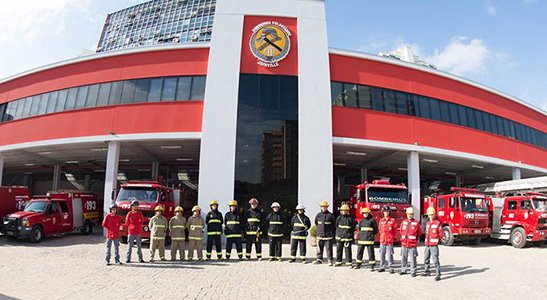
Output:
[249, 198, 258, 205]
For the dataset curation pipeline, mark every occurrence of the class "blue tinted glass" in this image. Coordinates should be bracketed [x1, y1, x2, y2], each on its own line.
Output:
[331, 82, 343, 105]
[46, 91, 58, 114]
[176, 77, 191, 100]
[439, 101, 450, 122]
[75, 86, 89, 109]
[121, 80, 136, 104]
[161, 78, 177, 101]
[85, 84, 100, 108]
[190, 76, 206, 100]
[56, 89, 68, 112]
[97, 82, 111, 106]
[29, 96, 40, 116]
[109, 82, 123, 105]
[148, 78, 163, 102]
[134, 79, 150, 103]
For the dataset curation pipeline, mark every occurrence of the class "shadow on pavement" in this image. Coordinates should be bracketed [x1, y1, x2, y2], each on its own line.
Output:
[440, 264, 489, 280]
[0, 294, 21, 300]
[122, 263, 204, 270]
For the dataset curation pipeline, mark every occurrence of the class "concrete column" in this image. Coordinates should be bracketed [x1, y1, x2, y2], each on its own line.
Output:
[360, 167, 368, 183]
[84, 174, 91, 191]
[0, 154, 4, 186]
[407, 151, 421, 215]
[52, 164, 61, 191]
[512, 167, 521, 180]
[455, 175, 462, 187]
[151, 161, 160, 180]
[103, 141, 120, 220]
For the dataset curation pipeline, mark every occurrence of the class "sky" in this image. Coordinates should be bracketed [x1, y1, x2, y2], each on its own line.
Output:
[0, 0, 546, 112]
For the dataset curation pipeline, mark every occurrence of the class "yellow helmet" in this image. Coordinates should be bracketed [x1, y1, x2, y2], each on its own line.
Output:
[228, 200, 238, 206]
[154, 205, 164, 212]
[340, 204, 350, 211]
[361, 207, 371, 213]
[320, 200, 329, 207]
[406, 207, 414, 214]
[426, 207, 436, 215]
[210, 200, 219, 206]
[175, 206, 184, 212]
[192, 205, 201, 212]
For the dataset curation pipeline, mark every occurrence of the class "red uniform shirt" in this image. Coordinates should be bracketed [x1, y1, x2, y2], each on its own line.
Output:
[400, 218, 422, 248]
[126, 210, 144, 236]
[102, 213, 122, 239]
[424, 219, 442, 246]
[379, 217, 398, 244]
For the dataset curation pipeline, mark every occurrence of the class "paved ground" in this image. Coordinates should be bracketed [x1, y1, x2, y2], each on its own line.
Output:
[0, 230, 545, 300]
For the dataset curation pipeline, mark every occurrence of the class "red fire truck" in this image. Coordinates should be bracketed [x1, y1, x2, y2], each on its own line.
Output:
[340, 180, 409, 242]
[2, 191, 100, 243]
[489, 193, 547, 248]
[0, 186, 31, 234]
[423, 187, 491, 246]
[115, 181, 175, 243]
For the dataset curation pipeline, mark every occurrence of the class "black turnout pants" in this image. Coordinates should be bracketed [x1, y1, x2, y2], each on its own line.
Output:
[206, 235, 222, 258]
[269, 237, 282, 258]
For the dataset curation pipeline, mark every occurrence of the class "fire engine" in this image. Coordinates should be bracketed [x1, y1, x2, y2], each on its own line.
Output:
[340, 179, 409, 242]
[0, 186, 31, 234]
[489, 193, 547, 248]
[2, 191, 100, 243]
[423, 187, 491, 246]
[115, 180, 175, 244]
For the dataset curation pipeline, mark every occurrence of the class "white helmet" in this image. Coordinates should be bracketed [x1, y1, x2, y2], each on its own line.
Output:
[271, 202, 281, 208]
[296, 204, 305, 210]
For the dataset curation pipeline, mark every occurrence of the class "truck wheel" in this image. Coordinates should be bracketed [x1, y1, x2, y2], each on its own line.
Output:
[81, 220, 93, 235]
[510, 227, 527, 248]
[441, 226, 455, 246]
[30, 226, 44, 243]
[469, 238, 482, 245]
[120, 236, 128, 244]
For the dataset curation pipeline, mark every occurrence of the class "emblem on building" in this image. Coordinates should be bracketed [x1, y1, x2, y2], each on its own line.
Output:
[250, 21, 291, 68]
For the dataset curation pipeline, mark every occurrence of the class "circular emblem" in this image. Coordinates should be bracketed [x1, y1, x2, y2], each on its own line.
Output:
[250, 21, 291, 68]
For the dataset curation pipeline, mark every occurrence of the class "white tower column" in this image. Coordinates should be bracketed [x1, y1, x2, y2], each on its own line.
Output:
[407, 151, 421, 215]
[103, 141, 120, 218]
[52, 164, 61, 191]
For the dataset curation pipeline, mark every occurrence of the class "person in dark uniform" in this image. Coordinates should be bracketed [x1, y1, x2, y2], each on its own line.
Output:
[244, 198, 264, 260]
[353, 207, 378, 270]
[224, 200, 244, 260]
[289, 204, 311, 263]
[267, 202, 284, 262]
[205, 200, 223, 260]
[314, 200, 335, 266]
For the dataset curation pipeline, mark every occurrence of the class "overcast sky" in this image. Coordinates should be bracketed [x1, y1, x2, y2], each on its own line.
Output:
[1, 0, 546, 112]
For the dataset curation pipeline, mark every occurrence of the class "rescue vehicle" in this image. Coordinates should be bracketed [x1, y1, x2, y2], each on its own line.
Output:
[2, 191, 100, 243]
[423, 187, 491, 246]
[489, 193, 547, 248]
[0, 186, 30, 234]
[115, 180, 175, 243]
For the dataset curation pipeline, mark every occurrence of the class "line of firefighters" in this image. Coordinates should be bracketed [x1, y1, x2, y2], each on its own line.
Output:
[102, 198, 442, 281]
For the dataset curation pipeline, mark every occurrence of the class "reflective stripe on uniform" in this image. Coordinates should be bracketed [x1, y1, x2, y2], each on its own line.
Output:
[226, 234, 242, 238]
[338, 225, 351, 229]
[247, 218, 260, 222]
[324, 222, 332, 224]
[291, 235, 307, 240]
[369, 260, 376, 264]
[189, 237, 203, 240]
[171, 237, 185, 240]
[429, 238, 439, 243]
[336, 237, 352, 242]
[317, 237, 333, 240]
[356, 260, 363, 263]
[294, 223, 307, 227]
[208, 231, 222, 235]
[152, 237, 165, 240]
[226, 221, 240, 225]
[357, 240, 374, 245]
[268, 233, 283, 237]
[360, 227, 373, 231]
[408, 236, 417, 239]
[154, 225, 166, 228]
[208, 219, 221, 223]
[172, 225, 185, 228]
[246, 231, 258, 235]
[317, 221, 323, 224]
[269, 221, 283, 225]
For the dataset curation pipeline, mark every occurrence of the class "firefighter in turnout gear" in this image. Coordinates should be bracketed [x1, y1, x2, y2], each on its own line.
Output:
[224, 200, 244, 260]
[187, 205, 205, 260]
[400, 207, 422, 277]
[424, 207, 442, 281]
[267, 202, 284, 261]
[314, 200, 336, 266]
[289, 204, 312, 263]
[378, 205, 398, 273]
[353, 207, 378, 270]
[244, 198, 263, 260]
[149, 205, 168, 262]
[335, 204, 356, 267]
[206, 200, 224, 260]
[169, 206, 187, 261]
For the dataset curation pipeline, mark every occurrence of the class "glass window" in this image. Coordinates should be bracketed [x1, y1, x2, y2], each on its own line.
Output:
[148, 78, 163, 102]
[59, 201, 69, 213]
[439, 101, 450, 122]
[121, 80, 136, 104]
[417, 96, 431, 119]
[521, 200, 532, 210]
[14, 99, 25, 119]
[508, 121, 516, 138]
[258, 75, 278, 111]
[85, 84, 100, 108]
[383, 90, 397, 113]
[502, 119, 511, 137]
[448, 103, 459, 124]
[97, 82, 111, 107]
[37, 93, 49, 115]
[358, 85, 372, 109]
[508, 201, 517, 210]
[161, 77, 177, 101]
[331, 82, 343, 105]
[395, 92, 409, 115]
[490, 114, 498, 135]
[438, 199, 445, 209]
[109, 82, 123, 105]
[408, 95, 418, 116]
[371, 88, 385, 111]
[429, 98, 441, 121]
[496, 116, 505, 136]
[134, 79, 150, 103]
[466, 107, 477, 129]
[0, 103, 6, 122]
[342, 83, 359, 108]
[458, 106, 468, 126]
[46, 91, 58, 114]
[29, 96, 40, 116]
[21, 98, 32, 118]
[483, 112, 491, 133]
[190, 76, 206, 100]
[74, 86, 89, 109]
[3, 101, 17, 121]
[474, 110, 484, 131]
[55, 89, 68, 112]
[176, 77, 191, 100]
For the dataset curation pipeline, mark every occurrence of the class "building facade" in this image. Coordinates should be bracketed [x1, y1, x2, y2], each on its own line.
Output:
[0, 0, 545, 218]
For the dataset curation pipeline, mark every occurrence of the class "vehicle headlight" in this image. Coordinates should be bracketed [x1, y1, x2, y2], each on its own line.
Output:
[21, 218, 31, 227]
[143, 226, 149, 232]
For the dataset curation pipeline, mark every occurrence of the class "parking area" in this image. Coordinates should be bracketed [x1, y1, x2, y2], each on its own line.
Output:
[0, 232, 545, 300]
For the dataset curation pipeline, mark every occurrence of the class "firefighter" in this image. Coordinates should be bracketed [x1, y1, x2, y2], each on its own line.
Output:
[378, 205, 397, 273]
[149, 205, 168, 262]
[244, 198, 264, 260]
[267, 202, 284, 261]
[335, 204, 356, 267]
[353, 207, 378, 270]
[205, 200, 224, 260]
[187, 205, 205, 260]
[399, 207, 422, 277]
[314, 200, 335, 266]
[289, 204, 312, 263]
[424, 207, 442, 281]
[102, 203, 122, 266]
[224, 200, 244, 260]
[169, 206, 187, 261]
[125, 200, 145, 263]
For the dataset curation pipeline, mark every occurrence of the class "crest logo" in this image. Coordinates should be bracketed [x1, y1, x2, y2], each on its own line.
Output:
[250, 21, 291, 68]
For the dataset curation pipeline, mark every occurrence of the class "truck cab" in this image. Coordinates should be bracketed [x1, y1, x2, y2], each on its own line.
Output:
[3, 191, 99, 243]
[490, 193, 547, 248]
[423, 187, 491, 246]
[115, 181, 174, 243]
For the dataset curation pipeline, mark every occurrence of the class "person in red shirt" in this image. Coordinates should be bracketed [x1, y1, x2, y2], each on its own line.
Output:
[125, 200, 145, 263]
[378, 205, 398, 273]
[102, 203, 122, 266]
[400, 207, 422, 277]
[423, 207, 442, 281]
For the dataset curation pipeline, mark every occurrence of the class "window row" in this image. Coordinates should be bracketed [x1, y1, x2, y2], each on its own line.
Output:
[331, 82, 546, 149]
[0, 76, 206, 123]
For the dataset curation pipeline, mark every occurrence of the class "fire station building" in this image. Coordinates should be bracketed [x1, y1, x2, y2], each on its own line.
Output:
[0, 0, 545, 217]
